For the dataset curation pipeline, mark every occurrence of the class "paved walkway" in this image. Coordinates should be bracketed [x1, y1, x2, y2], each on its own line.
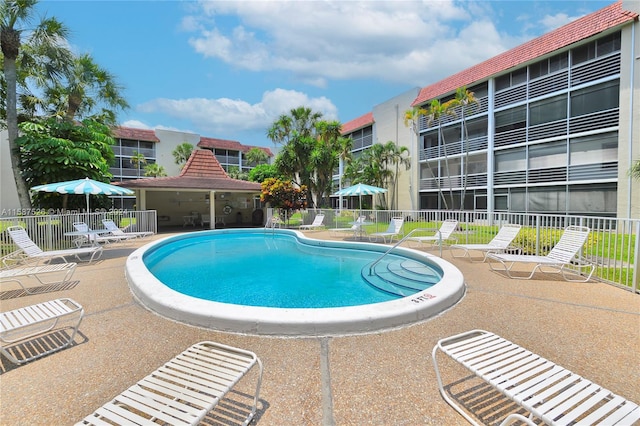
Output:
[1, 230, 638, 425]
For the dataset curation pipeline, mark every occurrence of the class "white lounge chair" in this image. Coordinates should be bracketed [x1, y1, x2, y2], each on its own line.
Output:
[329, 215, 367, 238]
[299, 213, 325, 230]
[486, 225, 594, 281]
[102, 219, 153, 238]
[0, 298, 84, 365]
[77, 341, 263, 426]
[407, 219, 458, 248]
[450, 223, 522, 262]
[432, 330, 640, 426]
[369, 217, 404, 243]
[0, 262, 77, 294]
[7, 226, 102, 264]
[72, 222, 135, 246]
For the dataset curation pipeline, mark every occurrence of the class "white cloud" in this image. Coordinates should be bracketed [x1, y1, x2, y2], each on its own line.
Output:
[136, 88, 338, 134]
[120, 120, 151, 129]
[540, 12, 585, 32]
[185, 0, 513, 86]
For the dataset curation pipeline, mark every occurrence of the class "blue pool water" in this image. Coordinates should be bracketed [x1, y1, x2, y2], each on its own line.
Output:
[143, 232, 441, 308]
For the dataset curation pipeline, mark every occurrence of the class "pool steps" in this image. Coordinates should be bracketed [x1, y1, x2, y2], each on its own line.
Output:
[362, 259, 440, 297]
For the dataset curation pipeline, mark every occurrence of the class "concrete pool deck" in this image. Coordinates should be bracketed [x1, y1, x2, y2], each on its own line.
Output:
[0, 229, 638, 425]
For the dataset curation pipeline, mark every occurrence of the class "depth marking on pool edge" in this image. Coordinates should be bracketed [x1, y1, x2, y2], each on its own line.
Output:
[320, 338, 335, 426]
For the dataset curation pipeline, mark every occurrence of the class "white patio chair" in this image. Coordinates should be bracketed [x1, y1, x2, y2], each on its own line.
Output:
[486, 225, 594, 281]
[299, 213, 325, 231]
[369, 217, 404, 243]
[407, 219, 458, 248]
[7, 226, 102, 264]
[102, 219, 153, 238]
[450, 223, 522, 262]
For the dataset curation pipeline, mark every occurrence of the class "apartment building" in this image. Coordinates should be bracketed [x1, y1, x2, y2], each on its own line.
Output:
[341, 1, 639, 218]
[108, 127, 272, 210]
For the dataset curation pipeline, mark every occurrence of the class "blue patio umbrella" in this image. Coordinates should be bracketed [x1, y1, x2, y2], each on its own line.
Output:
[334, 183, 387, 213]
[31, 177, 134, 213]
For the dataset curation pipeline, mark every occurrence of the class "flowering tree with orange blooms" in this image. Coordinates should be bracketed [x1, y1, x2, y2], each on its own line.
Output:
[260, 178, 307, 220]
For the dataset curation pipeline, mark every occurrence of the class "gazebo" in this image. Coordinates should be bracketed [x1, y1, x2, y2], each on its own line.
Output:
[120, 149, 263, 229]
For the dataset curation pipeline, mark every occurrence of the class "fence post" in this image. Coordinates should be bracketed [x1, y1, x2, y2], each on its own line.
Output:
[633, 221, 639, 293]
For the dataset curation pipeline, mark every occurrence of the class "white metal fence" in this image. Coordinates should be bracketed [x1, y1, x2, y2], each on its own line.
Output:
[0, 210, 157, 253]
[296, 209, 639, 293]
[1, 208, 637, 293]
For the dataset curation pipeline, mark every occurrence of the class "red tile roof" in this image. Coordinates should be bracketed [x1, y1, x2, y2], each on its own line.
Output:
[341, 112, 374, 135]
[199, 137, 274, 157]
[180, 149, 229, 178]
[112, 127, 160, 142]
[413, 1, 638, 106]
[120, 149, 262, 191]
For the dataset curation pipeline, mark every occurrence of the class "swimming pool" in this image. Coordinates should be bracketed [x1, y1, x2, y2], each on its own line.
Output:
[127, 229, 465, 336]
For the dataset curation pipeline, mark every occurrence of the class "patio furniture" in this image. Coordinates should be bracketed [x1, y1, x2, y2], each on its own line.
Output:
[450, 223, 522, 262]
[0, 298, 84, 365]
[299, 213, 326, 230]
[72, 222, 134, 246]
[407, 219, 458, 248]
[7, 226, 103, 264]
[102, 219, 153, 238]
[432, 329, 640, 425]
[329, 215, 368, 238]
[486, 225, 594, 281]
[369, 217, 404, 243]
[76, 341, 263, 426]
[0, 262, 77, 294]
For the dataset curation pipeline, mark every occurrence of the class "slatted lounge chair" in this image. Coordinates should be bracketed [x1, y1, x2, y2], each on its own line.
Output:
[72, 222, 134, 246]
[369, 217, 404, 243]
[102, 219, 153, 238]
[299, 213, 326, 230]
[77, 341, 263, 426]
[0, 262, 77, 294]
[329, 215, 366, 238]
[7, 226, 103, 264]
[407, 219, 458, 248]
[432, 329, 640, 425]
[486, 225, 594, 282]
[450, 223, 522, 262]
[0, 298, 84, 365]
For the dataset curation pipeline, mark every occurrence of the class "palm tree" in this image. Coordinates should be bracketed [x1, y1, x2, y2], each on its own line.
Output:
[267, 106, 322, 205]
[244, 147, 268, 167]
[631, 159, 640, 180]
[32, 53, 129, 124]
[172, 142, 193, 169]
[446, 86, 479, 209]
[310, 120, 349, 207]
[380, 140, 410, 210]
[1, 0, 73, 208]
[130, 151, 146, 177]
[425, 99, 457, 209]
[143, 163, 166, 177]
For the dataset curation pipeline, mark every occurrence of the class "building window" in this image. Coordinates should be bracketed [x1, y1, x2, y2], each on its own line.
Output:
[530, 52, 569, 79]
[495, 105, 526, 133]
[529, 94, 567, 126]
[495, 148, 526, 172]
[572, 31, 621, 65]
[529, 141, 567, 169]
[495, 67, 527, 91]
[570, 80, 619, 117]
[569, 132, 618, 165]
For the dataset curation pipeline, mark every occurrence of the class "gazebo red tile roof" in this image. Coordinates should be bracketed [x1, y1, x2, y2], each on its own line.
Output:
[199, 136, 274, 157]
[341, 112, 374, 135]
[112, 127, 160, 142]
[412, 1, 638, 106]
[120, 149, 262, 191]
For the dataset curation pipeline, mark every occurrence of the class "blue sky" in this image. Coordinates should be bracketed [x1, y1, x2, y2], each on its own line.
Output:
[38, 0, 614, 148]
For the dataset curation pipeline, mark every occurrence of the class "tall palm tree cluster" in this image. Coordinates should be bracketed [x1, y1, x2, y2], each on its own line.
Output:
[2, 0, 128, 209]
[267, 106, 412, 210]
[404, 86, 478, 210]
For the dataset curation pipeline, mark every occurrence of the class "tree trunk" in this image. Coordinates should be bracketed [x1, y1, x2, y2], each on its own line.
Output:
[4, 55, 32, 209]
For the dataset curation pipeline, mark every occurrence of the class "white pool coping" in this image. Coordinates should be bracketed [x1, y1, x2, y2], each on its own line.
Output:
[126, 228, 466, 336]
